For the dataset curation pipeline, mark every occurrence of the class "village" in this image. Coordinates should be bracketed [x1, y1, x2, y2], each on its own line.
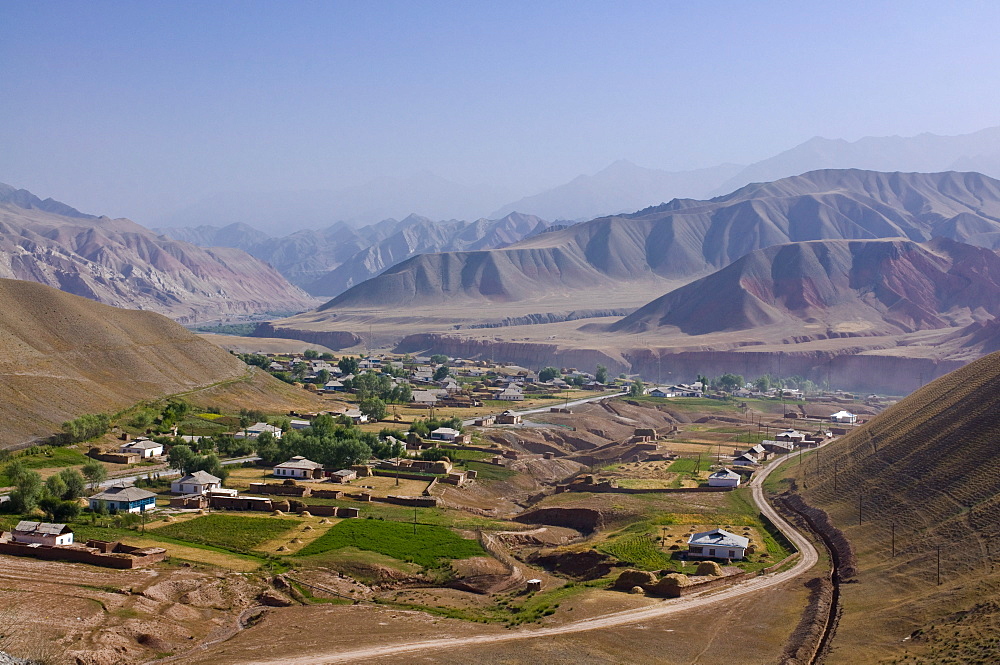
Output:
[0, 349, 876, 661]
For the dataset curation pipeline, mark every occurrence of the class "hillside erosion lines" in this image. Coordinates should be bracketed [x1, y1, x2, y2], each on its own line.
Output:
[802, 350, 1000, 575]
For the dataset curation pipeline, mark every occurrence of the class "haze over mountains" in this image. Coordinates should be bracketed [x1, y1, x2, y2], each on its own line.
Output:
[159, 212, 549, 297]
[147, 126, 1000, 231]
[0, 183, 316, 322]
[318, 169, 1000, 310]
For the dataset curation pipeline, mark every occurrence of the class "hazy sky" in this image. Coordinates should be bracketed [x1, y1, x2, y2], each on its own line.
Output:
[2, 0, 1000, 223]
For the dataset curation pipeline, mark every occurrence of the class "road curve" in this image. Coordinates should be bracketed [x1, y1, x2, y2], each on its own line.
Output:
[240, 451, 821, 665]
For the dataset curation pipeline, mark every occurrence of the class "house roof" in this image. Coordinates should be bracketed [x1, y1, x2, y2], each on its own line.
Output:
[275, 456, 323, 470]
[709, 469, 741, 480]
[332, 469, 356, 477]
[175, 470, 221, 485]
[122, 439, 162, 450]
[431, 427, 460, 436]
[89, 485, 157, 502]
[14, 521, 71, 535]
[688, 528, 749, 549]
[830, 410, 856, 418]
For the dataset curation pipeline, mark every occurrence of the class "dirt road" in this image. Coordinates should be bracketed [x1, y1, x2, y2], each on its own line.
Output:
[238, 452, 820, 665]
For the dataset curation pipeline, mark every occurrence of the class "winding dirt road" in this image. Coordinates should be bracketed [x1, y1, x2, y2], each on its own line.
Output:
[240, 453, 820, 665]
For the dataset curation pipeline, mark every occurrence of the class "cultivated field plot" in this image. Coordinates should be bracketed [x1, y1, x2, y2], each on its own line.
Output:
[152, 514, 299, 553]
[296, 518, 486, 567]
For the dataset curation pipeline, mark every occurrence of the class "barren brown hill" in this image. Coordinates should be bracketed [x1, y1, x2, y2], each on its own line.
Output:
[0, 278, 320, 449]
[611, 237, 1000, 336]
[0, 183, 317, 322]
[320, 169, 1000, 310]
[792, 349, 1000, 662]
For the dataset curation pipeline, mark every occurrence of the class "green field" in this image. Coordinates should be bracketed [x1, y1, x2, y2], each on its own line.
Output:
[599, 532, 674, 570]
[667, 457, 713, 473]
[462, 460, 517, 481]
[297, 518, 485, 567]
[154, 514, 298, 553]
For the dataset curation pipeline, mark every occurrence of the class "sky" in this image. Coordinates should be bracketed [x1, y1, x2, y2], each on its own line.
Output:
[2, 0, 1000, 225]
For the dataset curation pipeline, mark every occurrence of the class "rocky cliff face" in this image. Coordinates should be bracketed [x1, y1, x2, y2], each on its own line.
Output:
[0, 187, 317, 322]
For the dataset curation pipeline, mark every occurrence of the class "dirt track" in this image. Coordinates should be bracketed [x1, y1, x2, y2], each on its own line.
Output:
[236, 452, 821, 665]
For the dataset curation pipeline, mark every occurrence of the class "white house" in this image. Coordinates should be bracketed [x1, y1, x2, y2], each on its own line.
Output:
[430, 427, 461, 442]
[494, 386, 524, 401]
[119, 438, 164, 458]
[830, 410, 858, 424]
[10, 521, 74, 546]
[274, 456, 324, 479]
[235, 422, 283, 440]
[687, 528, 749, 560]
[707, 468, 741, 488]
[289, 419, 312, 430]
[171, 470, 222, 495]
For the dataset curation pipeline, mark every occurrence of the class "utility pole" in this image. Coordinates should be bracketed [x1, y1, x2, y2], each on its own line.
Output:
[413, 507, 418, 535]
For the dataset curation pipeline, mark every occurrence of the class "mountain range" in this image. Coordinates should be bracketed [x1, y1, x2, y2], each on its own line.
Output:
[148, 127, 1000, 232]
[0, 183, 317, 323]
[159, 212, 550, 297]
[318, 169, 1000, 310]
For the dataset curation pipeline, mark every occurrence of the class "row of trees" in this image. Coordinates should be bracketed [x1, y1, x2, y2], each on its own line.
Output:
[253, 416, 405, 469]
[60, 413, 111, 444]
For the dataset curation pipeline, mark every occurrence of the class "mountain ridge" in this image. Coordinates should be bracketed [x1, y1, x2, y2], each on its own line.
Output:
[0, 184, 317, 322]
[319, 169, 1000, 311]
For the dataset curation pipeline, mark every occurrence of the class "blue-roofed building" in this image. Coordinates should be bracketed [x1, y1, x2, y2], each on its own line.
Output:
[88, 485, 157, 513]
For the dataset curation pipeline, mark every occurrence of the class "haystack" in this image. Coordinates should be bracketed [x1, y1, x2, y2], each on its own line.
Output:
[302, 525, 313, 531]
[649, 573, 691, 598]
[696, 560, 723, 576]
[318, 518, 331, 524]
[272, 510, 284, 516]
[612, 569, 657, 591]
[299, 511, 312, 518]
[276, 545, 288, 552]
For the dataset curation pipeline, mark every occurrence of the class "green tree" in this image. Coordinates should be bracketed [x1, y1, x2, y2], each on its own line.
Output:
[58, 468, 87, 500]
[303, 349, 319, 360]
[167, 445, 196, 473]
[595, 364, 609, 384]
[81, 459, 107, 489]
[717, 373, 744, 392]
[338, 356, 360, 375]
[9, 469, 43, 514]
[360, 397, 387, 422]
[433, 365, 450, 381]
[315, 369, 331, 385]
[45, 474, 68, 501]
[429, 354, 449, 365]
[629, 379, 645, 397]
[538, 366, 560, 382]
